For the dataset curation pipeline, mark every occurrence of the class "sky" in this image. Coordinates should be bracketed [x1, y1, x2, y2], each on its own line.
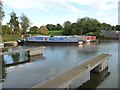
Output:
[2, 0, 119, 27]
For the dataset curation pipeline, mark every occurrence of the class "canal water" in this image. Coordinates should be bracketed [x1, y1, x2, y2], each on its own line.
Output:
[0, 40, 118, 89]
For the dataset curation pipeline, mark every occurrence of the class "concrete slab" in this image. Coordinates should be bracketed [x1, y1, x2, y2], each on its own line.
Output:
[30, 54, 110, 89]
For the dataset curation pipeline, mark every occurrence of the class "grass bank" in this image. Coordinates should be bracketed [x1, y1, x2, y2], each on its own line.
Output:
[48, 30, 63, 35]
[2, 34, 21, 42]
[2, 30, 63, 42]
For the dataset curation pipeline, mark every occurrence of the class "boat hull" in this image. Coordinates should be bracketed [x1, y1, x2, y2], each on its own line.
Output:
[26, 41, 78, 46]
[25, 36, 97, 46]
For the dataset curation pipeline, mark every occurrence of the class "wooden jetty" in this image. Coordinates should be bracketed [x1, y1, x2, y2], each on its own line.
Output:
[30, 53, 111, 89]
[4, 41, 18, 46]
[0, 47, 44, 56]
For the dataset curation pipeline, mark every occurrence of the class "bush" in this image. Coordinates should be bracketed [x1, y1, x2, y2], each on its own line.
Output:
[38, 26, 48, 35]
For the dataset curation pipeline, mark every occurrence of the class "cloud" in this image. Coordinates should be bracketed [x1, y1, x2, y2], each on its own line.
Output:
[3, 0, 118, 12]
[3, 0, 84, 13]
[67, 0, 118, 11]
[95, 11, 118, 25]
[3, 0, 118, 25]
[89, 0, 118, 11]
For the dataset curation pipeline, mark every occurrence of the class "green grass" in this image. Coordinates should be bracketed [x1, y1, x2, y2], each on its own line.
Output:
[48, 30, 63, 35]
[2, 30, 63, 42]
[2, 34, 21, 42]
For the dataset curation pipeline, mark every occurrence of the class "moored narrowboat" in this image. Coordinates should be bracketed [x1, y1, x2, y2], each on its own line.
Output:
[26, 35, 96, 45]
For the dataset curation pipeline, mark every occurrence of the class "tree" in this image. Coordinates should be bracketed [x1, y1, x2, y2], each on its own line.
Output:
[62, 17, 113, 36]
[46, 24, 57, 30]
[0, 1, 5, 25]
[76, 18, 84, 35]
[20, 13, 31, 34]
[112, 26, 115, 30]
[63, 21, 72, 35]
[29, 26, 38, 34]
[71, 23, 77, 35]
[38, 26, 48, 34]
[76, 17, 101, 35]
[2, 25, 12, 34]
[56, 24, 63, 30]
[115, 25, 120, 31]
[46, 24, 52, 30]
[0, 1, 5, 34]
[9, 12, 19, 34]
[100, 23, 112, 30]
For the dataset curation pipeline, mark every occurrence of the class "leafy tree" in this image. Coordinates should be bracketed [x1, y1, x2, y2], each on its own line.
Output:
[71, 23, 77, 35]
[56, 24, 63, 30]
[46, 24, 52, 30]
[100, 23, 112, 30]
[115, 25, 120, 31]
[9, 12, 19, 34]
[29, 26, 38, 34]
[0, 1, 5, 34]
[112, 26, 115, 30]
[20, 13, 31, 34]
[46, 24, 57, 30]
[76, 17, 101, 35]
[63, 21, 72, 35]
[2, 25, 12, 34]
[0, 1, 5, 25]
[76, 18, 84, 35]
[38, 26, 48, 34]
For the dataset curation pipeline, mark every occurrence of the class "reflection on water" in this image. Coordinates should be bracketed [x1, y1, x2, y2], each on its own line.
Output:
[1, 56, 7, 82]
[1, 51, 45, 82]
[3, 52, 28, 66]
[1, 40, 118, 88]
[78, 43, 98, 55]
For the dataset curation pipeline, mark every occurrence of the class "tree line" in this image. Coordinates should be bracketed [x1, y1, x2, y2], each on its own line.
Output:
[1, 11, 50, 35]
[63, 17, 120, 36]
[1, 11, 31, 35]
[46, 24, 63, 30]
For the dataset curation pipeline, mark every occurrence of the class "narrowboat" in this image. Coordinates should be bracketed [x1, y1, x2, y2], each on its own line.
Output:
[25, 36, 96, 45]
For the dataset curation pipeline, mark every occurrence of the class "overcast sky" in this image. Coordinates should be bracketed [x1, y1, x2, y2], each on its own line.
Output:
[2, 0, 119, 27]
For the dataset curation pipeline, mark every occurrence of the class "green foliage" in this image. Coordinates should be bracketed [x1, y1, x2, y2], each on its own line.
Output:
[63, 17, 104, 36]
[100, 23, 112, 30]
[0, 1, 5, 25]
[63, 21, 73, 35]
[48, 30, 63, 35]
[2, 34, 21, 42]
[20, 13, 31, 34]
[2, 25, 12, 34]
[46, 24, 63, 30]
[56, 24, 63, 30]
[9, 12, 19, 34]
[0, 1, 5, 34]
[46, 24, 56, 30]
[115, 25, 120, 31]
[29, 26, 38, 34]
[76, 17, 101, 35]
